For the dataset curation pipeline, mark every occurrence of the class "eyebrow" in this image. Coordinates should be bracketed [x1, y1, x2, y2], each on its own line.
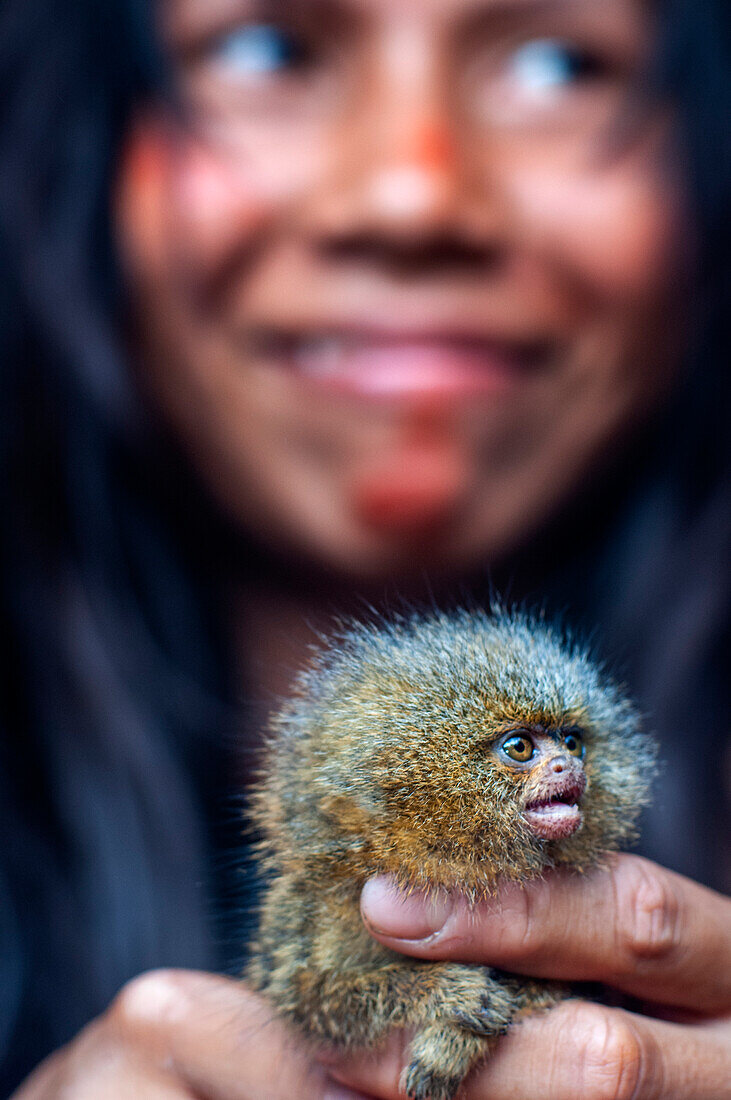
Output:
[459, 0, 643, 32]
[166, 0, 351, 48]
[481, 4, 645, 45]
[166, 0, 641, 46]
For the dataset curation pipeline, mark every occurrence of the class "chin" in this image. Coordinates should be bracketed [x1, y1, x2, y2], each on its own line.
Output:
[308, 533, 485, 587]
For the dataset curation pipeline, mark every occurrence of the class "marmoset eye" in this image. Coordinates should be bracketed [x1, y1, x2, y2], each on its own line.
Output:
[500, 733, 535, 763]
[562, 731, 585, 758]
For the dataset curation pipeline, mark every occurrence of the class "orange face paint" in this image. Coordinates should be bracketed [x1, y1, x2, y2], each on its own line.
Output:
[407, 121, 456, 172]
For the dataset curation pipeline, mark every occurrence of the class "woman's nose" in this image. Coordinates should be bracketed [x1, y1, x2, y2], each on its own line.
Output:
[320, 119, 463, 244]
[364, 122, 459, 235]
[304, 27, 500, 251]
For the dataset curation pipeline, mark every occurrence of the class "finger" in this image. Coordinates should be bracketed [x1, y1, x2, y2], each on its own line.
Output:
[60, 1066, 196, 1100]
[325, 1000, 731, 1100]
[107, 969, 370, 1100]
[12, 1034, 193, 1100]
[360, 855, 731, 1012]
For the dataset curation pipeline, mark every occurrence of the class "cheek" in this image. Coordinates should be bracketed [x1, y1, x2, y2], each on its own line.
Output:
[116, 115, 326, 285]
[504, 145, 681, 301]
[116, 120, 266, 282]
[115, 120, 279, 496]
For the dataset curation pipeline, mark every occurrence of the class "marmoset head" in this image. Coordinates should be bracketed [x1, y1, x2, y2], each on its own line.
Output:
[262, 609, 654, 893]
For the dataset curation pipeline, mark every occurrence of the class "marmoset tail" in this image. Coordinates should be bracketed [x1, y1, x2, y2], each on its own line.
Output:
[246, 608, 654, 1100]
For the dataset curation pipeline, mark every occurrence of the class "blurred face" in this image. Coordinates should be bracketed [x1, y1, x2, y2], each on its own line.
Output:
[118, 0, 682, 581]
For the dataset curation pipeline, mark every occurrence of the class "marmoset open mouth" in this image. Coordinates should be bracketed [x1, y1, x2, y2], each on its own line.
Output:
[523, 784, 584, 840]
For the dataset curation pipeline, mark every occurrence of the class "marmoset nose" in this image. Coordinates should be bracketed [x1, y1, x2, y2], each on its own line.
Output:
[550, 755, 571, 774]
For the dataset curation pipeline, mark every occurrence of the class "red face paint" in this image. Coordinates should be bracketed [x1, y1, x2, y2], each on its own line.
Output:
[350, 410, 469, 535]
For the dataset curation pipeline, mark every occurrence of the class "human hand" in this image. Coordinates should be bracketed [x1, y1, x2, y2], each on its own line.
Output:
[325, 855, 731, 1099]
[12, 970, 369, 1100]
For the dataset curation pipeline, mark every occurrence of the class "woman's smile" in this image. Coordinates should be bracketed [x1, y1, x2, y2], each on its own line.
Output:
[241, 325, 553, 402]
[118, 0, 681, 575]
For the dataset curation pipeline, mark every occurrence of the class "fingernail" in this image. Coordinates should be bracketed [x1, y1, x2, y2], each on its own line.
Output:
[360, 877, 452, 940]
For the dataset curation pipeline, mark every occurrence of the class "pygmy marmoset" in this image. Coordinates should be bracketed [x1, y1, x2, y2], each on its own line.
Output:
[246, 608, 653, 1100]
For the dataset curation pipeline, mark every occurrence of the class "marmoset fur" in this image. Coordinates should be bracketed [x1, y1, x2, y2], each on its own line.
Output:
[246, 609, 653, 1100]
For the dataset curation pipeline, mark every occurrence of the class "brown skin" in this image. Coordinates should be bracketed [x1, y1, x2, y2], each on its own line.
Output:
[119, 0, 681, 583]
[13, 971, 366, 1100]
[13, 0, 730, 1096]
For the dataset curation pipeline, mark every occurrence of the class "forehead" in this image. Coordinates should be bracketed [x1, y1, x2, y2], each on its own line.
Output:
[328, 618, 596, 724]
[165, 0, 644, 35]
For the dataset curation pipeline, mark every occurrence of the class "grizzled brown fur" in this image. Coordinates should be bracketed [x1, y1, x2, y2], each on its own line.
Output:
[246, 609, 653, 1100]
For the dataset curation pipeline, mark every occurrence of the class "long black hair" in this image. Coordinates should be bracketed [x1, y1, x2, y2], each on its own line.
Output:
[0, 0, 243, 1089]
[0, 0, 729, 1092]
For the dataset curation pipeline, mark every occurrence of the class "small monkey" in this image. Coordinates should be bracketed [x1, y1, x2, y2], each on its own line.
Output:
[246, 609, 653, 1100]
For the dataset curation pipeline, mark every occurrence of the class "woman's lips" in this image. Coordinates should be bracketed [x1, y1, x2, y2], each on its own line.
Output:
[251, 330, 547, 402]
[245, 326, 552, 536]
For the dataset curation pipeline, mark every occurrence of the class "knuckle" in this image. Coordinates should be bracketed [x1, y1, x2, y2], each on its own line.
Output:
[514, 886, 542, 954]
[573, 1006, 647, 1100]
[484, 884, 549, 961]
[614, 857, 683, 965]
[109, 969, 192, 1039]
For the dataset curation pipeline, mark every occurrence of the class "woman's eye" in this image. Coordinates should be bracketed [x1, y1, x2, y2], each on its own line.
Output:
[506, 38, 605, 96]
[501, 734, 535, 763]
[208, 24, 311, 80]
[563, 732, 585, 758]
